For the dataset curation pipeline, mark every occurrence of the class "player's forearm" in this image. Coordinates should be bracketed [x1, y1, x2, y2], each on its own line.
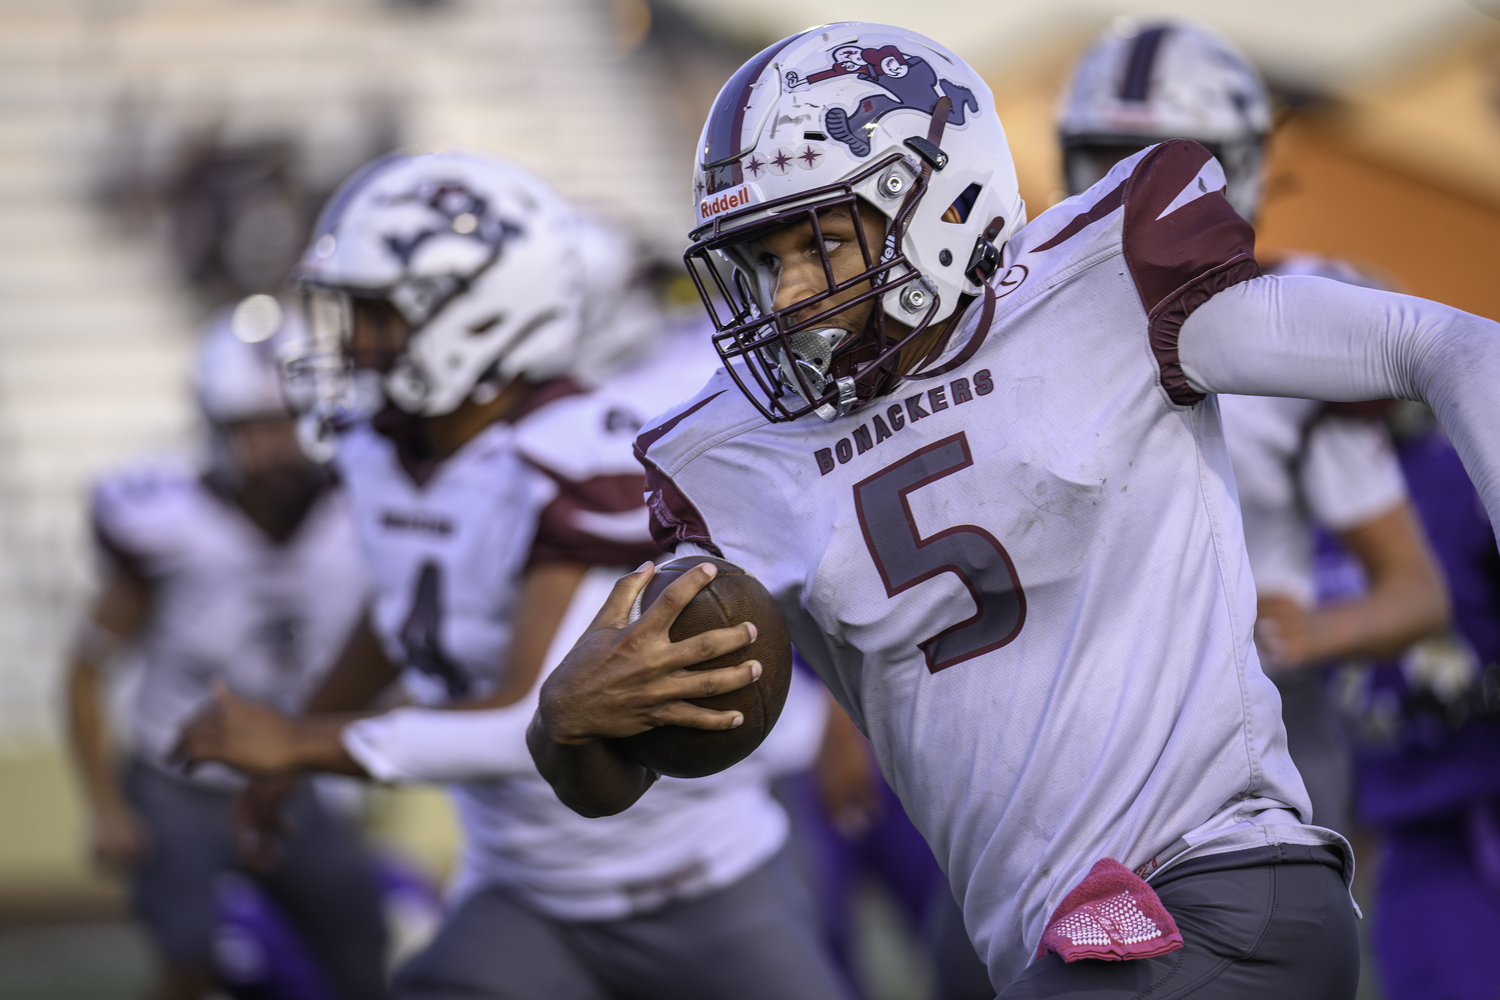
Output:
[525, 712, 656, 817]
[303, 615, 400, 714]
[1181, 274, 1500, 535]
[283, 715, 370, 777]
[1308, 577, 1448, 663]
[1309, 505, 1451, 663]
[65, 659, 126, 810]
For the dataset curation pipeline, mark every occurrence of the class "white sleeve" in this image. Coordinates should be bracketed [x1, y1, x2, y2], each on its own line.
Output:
[670, 542, 717, 560]
[342, 566, 623, 783]
[343, 702, 538, 783]
[1301, 417, 1406, 532]
[1181, 274, 1500, 536]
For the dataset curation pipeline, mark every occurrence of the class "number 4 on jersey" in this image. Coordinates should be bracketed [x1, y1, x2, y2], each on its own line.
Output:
[854, 432, 1025, 673]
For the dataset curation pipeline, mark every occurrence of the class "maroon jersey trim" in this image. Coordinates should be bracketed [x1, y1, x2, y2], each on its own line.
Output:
[525, 468, 664, 567]
[639, 456, 722, 558]
[1030, 181, 1126, 254]
[633, 392, 732, 558]
[1122, 140, 1260, 407]
[508, 377, 587, 424]
[633, 390, 728, 457]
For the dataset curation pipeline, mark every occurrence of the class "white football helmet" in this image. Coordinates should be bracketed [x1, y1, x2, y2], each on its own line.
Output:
[570, 215, 664, 385]
[194, 297, 302, 424]
[684, 23, 1026, 422]
[1058, 19, 1272, 220]
[292, 151, 586, 423]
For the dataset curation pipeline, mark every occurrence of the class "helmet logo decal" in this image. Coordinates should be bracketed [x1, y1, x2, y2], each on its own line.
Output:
[786, 44, 979, 158]
[696, 183, 756, 227]
[375, 181, 524, 327]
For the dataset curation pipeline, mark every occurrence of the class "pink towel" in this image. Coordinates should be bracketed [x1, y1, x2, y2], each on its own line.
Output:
[1036, 858, 1185, 963]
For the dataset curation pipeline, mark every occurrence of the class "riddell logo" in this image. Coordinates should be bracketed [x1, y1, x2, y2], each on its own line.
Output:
[697, 184, 755, 223]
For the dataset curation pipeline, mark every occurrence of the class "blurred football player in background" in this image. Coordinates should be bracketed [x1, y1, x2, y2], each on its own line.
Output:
[532, 20, 1500, 999]
[1329, 404, 1500, 1000]
[66, 312, 388, 1000]
[789, 676, 995, 1000]
[1055, 16, 1450, 840]
[178, 151, 852, 1000]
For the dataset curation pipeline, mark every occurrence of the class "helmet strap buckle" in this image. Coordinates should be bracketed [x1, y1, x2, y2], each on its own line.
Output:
[814, 376, 859, 423]
[965, 236, 1002, 285]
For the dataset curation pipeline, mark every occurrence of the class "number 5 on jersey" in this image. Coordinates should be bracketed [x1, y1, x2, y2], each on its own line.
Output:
[854, 432, 1025, 673]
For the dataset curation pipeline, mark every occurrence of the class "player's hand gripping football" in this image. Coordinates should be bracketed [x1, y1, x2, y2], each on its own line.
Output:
[536, 561, 762, 745]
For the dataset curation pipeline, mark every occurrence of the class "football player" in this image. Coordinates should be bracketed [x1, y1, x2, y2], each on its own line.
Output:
[528, 22, 1500, 999]
[176, 151, 852, 1000]
[1056, 19, 1450, 838]
[66, 313, 388, 1000]
[1337, 405, 1500, 1000]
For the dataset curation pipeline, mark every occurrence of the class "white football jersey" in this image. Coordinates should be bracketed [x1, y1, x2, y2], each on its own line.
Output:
[637, 141, 1340, 986]
[91, 465, 368, 787]
[335, 418, 554, 706]
[336, 342, 802, 921]
[1219, 256, 1406, 608]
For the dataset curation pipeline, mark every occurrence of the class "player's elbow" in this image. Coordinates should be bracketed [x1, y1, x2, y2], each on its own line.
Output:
[1406, 306, 1500, 408]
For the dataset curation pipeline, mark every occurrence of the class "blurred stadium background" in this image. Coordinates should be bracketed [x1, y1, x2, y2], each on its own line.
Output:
[0, 0, 1497, 996]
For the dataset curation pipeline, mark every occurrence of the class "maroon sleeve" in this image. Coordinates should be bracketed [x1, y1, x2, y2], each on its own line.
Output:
[1122, 140, 1261, 406]
[526, 470, 665, 568]
[630, 391, 728, 557]
[638, 454, 722, 558]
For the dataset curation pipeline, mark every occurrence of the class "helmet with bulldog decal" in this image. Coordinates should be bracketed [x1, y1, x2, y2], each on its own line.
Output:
[291, 151, 585, 422]
[684, 23, 1024, 422]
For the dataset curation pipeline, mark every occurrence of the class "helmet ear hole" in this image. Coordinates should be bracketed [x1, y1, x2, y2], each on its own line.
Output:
[943, 183, 984, 225]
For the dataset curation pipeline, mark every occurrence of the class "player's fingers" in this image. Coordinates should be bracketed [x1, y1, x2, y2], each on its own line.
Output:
[637, 562, 719, 635]
[657, 660, 761, 701]
[590, 562, 655, 631]
[657, 622, 757, 670]
[648, 701, 746, 731]
[169, 710, 220, 764]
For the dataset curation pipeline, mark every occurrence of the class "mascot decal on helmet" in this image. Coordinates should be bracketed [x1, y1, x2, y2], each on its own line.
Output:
[375, 181, 524, 327]
[787, 42, 979, 158]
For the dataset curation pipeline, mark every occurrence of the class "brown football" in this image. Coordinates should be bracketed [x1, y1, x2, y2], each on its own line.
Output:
[613, 555, 792, 779]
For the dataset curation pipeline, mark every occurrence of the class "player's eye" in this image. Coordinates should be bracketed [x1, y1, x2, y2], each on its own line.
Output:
[758, 253, 781, 275]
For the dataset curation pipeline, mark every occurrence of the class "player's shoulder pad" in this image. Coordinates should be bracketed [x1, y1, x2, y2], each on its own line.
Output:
[1015, 140, 1259, 406]
[632, 368, 761, 478]
[90, 460, 201, 561]
[1011, 144, 1146, 262]
[632, 369, 761, 556]
[513, 383, 648, 484]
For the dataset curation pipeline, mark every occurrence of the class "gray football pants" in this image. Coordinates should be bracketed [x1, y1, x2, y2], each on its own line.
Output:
[997, 845, 1358, 1000]
[395, 848, 854, 1000]
[124, 760, 390, 1000]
